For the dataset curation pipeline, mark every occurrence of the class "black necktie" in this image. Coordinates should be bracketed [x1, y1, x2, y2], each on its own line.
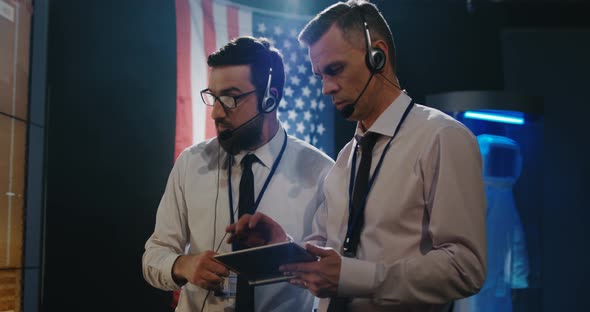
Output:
[328, 133, 379, 312]
[235, 154, 256, 311]
[348, 132, 379, 256]
[238, 154, 256, 218]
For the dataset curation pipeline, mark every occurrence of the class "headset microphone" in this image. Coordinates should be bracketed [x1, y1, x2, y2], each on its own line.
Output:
[341, 71, 375, 119]
[340, 104, 355, 119]
[218, 112, 263, 141]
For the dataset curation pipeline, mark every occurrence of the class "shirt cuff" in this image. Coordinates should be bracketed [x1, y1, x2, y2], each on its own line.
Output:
[163, 254, 183, 290]
[337, 257, 377, 297]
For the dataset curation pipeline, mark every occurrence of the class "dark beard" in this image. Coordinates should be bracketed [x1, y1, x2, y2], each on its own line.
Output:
[218, 116, 264, 155]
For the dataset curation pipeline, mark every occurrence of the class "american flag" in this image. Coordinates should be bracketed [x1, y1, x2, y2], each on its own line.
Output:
[174, 0, 335, 159]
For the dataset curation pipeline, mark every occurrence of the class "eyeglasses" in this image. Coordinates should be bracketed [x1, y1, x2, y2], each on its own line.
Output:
[200, 89, 257, 109]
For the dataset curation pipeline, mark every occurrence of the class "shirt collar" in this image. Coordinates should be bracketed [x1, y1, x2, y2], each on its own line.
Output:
[232, 124, 284, 169]
[355, 92, 413, 139]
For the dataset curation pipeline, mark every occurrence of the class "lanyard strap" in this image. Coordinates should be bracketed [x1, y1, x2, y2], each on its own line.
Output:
[227, 129, 288, 225]
[343, 100, 414, 256]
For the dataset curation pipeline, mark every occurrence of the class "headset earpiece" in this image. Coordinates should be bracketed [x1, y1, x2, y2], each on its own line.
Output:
[261, 67, 277, 113]
[362, 19, 386, 73]
[368, 47, 386, 72]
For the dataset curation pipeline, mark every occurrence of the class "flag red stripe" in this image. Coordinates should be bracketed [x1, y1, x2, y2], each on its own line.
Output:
[174, 0, 193, 159]
[202, 0, 217, 140]
[227, 5, 239, 41]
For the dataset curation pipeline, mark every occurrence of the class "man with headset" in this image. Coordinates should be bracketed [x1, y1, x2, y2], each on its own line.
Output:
[227, 1, 487, 311]
[142, 36, 334, 311]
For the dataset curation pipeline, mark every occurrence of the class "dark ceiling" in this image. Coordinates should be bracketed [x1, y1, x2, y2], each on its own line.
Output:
[228, 0, 590, 28]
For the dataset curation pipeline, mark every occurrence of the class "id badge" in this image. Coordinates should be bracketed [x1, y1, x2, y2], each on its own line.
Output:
[214, 272, 237, 298]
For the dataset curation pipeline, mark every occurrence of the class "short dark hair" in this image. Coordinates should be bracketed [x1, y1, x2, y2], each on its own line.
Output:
[207, 36, 285, 107]
[298, 0, 396, 73]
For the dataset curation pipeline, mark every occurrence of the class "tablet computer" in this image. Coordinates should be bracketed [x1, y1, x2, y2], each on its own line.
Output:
[214, 241, 317, 286]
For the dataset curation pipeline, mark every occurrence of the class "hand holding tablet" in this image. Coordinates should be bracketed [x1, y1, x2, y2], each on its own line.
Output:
[214, 242, 318, 286]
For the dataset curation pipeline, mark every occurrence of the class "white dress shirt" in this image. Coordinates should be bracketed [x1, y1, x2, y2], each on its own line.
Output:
[308, 93, 487, 312]
[143, 125, 334, 312]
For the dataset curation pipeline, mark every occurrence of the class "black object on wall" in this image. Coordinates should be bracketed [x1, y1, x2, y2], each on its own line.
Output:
[43, 0, 176, 311]
[425, 91, 543, 115]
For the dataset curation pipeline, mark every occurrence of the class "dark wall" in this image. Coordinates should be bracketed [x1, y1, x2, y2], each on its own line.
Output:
[41, 0, 590, 311]
[502, 29, 590, 311]
[43, 0, 176, 311]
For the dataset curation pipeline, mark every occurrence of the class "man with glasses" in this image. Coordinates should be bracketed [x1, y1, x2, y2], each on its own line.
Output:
[142, 36, 334, 311]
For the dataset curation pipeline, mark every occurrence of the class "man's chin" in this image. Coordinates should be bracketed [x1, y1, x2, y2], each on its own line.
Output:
[219, 136, 239, 155]
[216, 127, 232, 135]
[216, 118, 263, 154]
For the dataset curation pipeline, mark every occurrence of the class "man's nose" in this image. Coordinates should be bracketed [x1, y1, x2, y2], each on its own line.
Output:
[322, 77, 339, 95]
[210, 99, 227, 120]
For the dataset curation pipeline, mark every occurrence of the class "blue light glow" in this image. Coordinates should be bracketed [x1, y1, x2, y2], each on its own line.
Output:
[464, 111, 525, 125]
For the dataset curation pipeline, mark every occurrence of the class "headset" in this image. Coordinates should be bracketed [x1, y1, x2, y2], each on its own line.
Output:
[217, 64, 278, 141]
[359, 11, 386, 73]
[341, 9, 389, 118]
[358, 7, 403, 92]
[260, 67, 277, 113]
